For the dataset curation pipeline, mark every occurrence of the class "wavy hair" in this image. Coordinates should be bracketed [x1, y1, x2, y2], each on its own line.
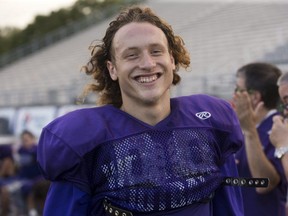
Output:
[81, 6, 190, 107]
[237, 62, 282, 109]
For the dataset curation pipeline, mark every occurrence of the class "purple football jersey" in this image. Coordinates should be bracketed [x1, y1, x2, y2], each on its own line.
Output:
[38, 94, 244, 215]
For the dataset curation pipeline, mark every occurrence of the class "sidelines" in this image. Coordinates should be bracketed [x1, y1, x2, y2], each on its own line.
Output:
[0, 104, 95, 140]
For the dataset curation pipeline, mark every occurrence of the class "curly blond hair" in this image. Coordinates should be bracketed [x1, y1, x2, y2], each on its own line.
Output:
[81, 6, 190, 107]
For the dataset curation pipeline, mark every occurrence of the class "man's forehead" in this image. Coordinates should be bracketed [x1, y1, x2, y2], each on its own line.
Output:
[112, 22, 168, 52]
[113, 22, 167, 46]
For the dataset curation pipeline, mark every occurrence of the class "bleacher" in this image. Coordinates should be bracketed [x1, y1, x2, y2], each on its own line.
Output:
[0, 0, 288, 107]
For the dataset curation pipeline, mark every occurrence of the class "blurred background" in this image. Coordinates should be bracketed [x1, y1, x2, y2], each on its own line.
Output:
[0, 0, 288, 137]
[0, 0, 288, 215]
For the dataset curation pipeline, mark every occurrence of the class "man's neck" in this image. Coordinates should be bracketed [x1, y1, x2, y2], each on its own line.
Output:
[255, 107, 273, 126]
[121, 99, 171, 126]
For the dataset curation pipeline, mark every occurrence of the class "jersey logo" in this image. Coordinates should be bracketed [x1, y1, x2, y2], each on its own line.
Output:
[195, 111, 211, 120]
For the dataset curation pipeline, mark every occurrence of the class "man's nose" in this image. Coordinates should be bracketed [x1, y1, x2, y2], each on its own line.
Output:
[139, 52, 156, 70]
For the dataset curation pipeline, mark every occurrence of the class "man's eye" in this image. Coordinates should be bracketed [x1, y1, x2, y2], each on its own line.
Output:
[152, 50, 162, 55]
[126, 53, 137, 58]
[153, 49, 161, 53]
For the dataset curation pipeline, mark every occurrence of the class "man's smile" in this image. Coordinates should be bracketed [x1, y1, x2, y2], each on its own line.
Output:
[134, 73, 161, 83]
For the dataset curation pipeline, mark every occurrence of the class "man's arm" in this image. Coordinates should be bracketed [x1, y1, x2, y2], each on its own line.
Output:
[233, 92, 280, 193]
[43, 181, 92, 216]
[243, 128, 280, 193]
[213, 155, 244, 216]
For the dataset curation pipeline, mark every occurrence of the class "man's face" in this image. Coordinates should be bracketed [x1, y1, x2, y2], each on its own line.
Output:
[278, 82, 288, 117]
[235, 75, 247, 93]
[21, 133, 35, 148]
[107, 22, 175, 107]
[235, 75, 258, 109]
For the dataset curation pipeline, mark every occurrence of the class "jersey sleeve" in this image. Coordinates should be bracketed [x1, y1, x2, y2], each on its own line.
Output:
[43, 181, 92, 216]
[212, 155, 244, 216]
[215, 99, 244, 164]
[37, 125, 90, 193]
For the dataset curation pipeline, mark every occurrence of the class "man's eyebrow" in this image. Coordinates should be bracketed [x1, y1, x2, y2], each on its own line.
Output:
[121, 47, 138, 52]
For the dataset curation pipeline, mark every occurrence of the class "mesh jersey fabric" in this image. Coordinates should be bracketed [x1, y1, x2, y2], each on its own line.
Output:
[37, 94, 244, 215]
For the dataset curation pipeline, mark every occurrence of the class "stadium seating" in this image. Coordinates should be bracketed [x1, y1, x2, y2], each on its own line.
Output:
[0, 0, 288, 107]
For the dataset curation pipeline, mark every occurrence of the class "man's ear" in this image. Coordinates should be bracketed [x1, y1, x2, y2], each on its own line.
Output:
[170, 53, 176, 71]
[107, 60, 118, 81]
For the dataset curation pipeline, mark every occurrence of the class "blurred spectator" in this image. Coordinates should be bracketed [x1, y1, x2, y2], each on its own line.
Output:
[233, 62, 287, 216]
[0, 136, 15, 216]
[0, 117, 15, 179]
[0, 130, 46, 216]
[0, 144, 15, 179]
[270, 72, 288, 176]
[269, 72, 288, 216]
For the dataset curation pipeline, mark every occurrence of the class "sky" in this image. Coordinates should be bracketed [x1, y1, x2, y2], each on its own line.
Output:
[0, 0, 77, 29]
[1, 0, 287, 29]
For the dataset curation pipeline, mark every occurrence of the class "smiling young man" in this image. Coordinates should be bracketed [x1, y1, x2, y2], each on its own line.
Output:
[37, 6, 245, 216]
[106, 21, 175, 125]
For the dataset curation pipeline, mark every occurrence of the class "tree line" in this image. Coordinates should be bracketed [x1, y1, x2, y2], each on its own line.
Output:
[0, 0, 140, 56]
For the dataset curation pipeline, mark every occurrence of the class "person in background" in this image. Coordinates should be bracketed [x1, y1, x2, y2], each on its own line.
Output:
[37, 6, 245, 216]
[269, 72, 288, 215]
[0, 118, 15, 179]
[0, 130, 43, 216]
[0, 138, 15, 216]
[0, 143, 15, 179]
[270, 72, 288, 175]
[233, 62, 287, 216]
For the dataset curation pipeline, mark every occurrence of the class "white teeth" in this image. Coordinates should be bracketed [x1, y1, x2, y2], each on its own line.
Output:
[136, 74, 158, 83]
